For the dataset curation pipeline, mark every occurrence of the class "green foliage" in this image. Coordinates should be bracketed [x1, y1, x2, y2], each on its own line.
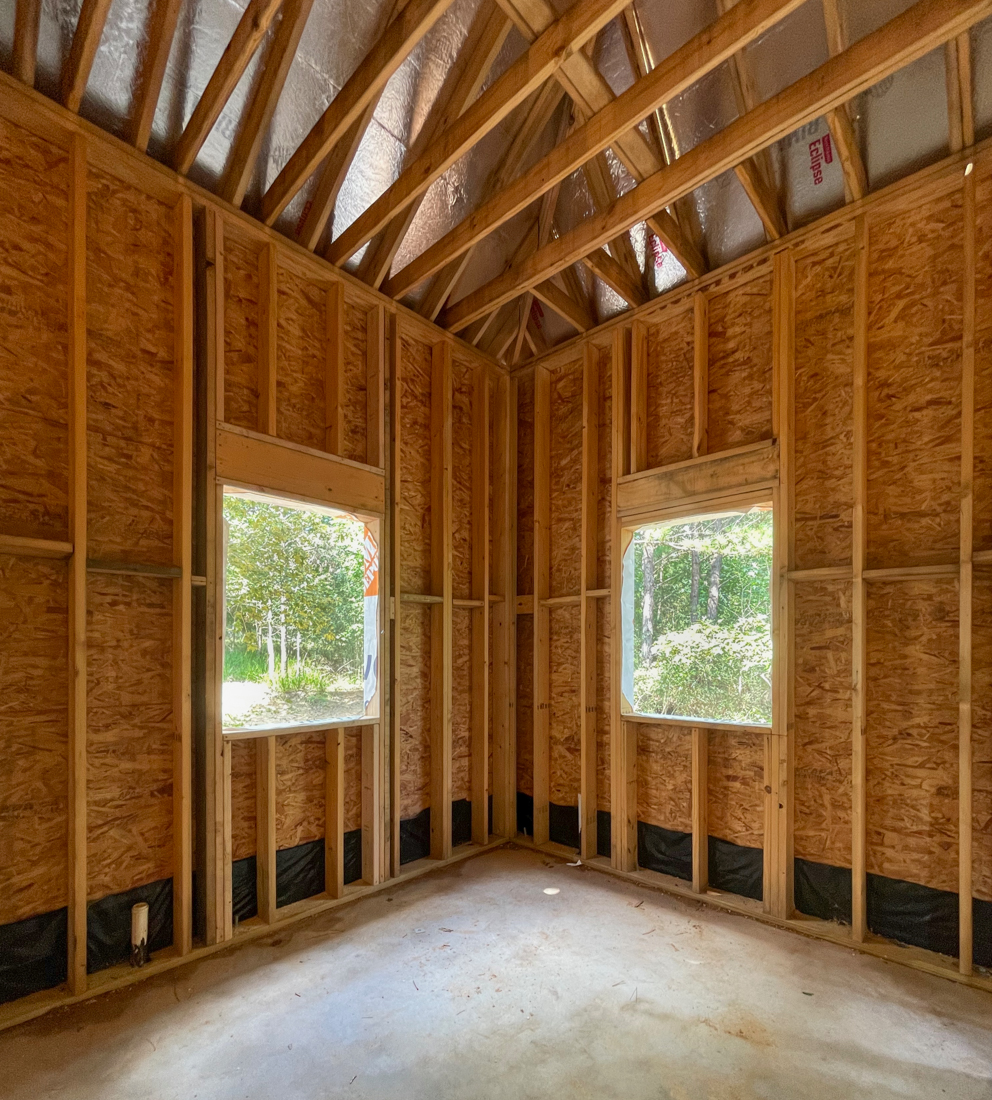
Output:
[631, 509, 772, 724]
[224, 646, 267, 683]
[223, 496, 364, 685]
[269, 664, 332, 697]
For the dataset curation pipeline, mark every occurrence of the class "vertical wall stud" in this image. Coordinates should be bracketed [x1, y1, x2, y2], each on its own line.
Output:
[532, 363, 551, 847]
[579, 342, 600, 859]
[362, 725, 382, 884]
[256, 735, 278, 921]
[691, 727, 708, 892]
[203, 209, 230, 944]
[629, 321, 647, 474]
[611, 327, 637, 872]
[959, 166, 976, 975]
[693, 292, 709, 459]
[325, 281, 345, 455]
[491, 373, 517, 840]
[471, 365, 491, 845]
[172, 194, 194, 956]
[325, 728, 345, 897]
[430, 341, 453, 860]
[851, 214, 869, 943]
[366, 304, 385, 468]
[257, 242, 277, 436]
[389, 316, 402, 874]
[67, 132, 88, 994]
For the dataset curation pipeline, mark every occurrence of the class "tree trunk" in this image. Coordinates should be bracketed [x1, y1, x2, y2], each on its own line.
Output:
[266, 608, 275, 678]
[279, 599, 287, 676]
[641, 540, 655, 665]
[707, 553, 723, 622]
[690, 550, 700, 623]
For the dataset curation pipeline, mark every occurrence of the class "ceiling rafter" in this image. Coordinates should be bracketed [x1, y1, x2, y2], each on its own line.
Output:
[821, 0, 869, 201]
[495, 0, 707, 279]
[129, 0, 185, 152]
[221, 0, 318, 207]
[944, 30, 975, 152]
[716, 0, 787, 239]
[357, 0, 512, 288]
[62, 0, 115, 113]
[323, 0, 632, 267]
[441, 0, 992, 333]
[173, 0, 283, 176]
[417, 81, 567, 322]
[13, 0, 42, 87]
[261, 0, 456, 226]
[383, 0, 804, 303]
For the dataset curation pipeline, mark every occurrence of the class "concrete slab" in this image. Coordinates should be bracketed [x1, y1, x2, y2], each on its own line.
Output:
[0, 847, 990, 1100]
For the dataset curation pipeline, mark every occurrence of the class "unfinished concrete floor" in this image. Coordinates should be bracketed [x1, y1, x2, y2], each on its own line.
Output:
[1, 847, 990, 1100]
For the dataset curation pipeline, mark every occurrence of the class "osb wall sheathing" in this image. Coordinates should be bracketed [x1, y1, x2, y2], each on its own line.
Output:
[0, 556, 68, 924]
[974, 170, 992, 553]
[596, 345, 612, 592]
[636, 723, 691, 835]
[595, 605, 610, 814]
[451, 609, 472, 803]
[645, 308, 694, 469]
[0, 118, 69, 543]
[87, 170, 174, 566]
[516, 614, 533, 799]
[866, 193, 962, 570]
[793, 240, 854, 571]
[87, 574, 174, 898]
[866, 578, 959, 894]
[399, 604, 431, 820]
[276, 267, 325, 452]
[971, 577, 992, 903]
[549, 360, 582, 598]
[707, 730, 764, 851]
[549, 604, 580, 806]
[452, 358, 474, 602]
[793, 580, 852, 868]
[515, 372, 534, 800]
[706, 272, 773, 454]
[223, 234, 260, 432]
[398, 332, 433, 818]
[230, 740, 256, 862]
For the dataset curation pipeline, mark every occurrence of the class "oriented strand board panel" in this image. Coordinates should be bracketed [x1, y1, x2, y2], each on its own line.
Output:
[451, 360, 474, 602]
[399, 334, 432, 596]
[275, 731, 324, 850]
[516, 372, 534, 594]
[516, 613, 533, 798]
[793, 243, 855, 571]
[224, 234, 260, 432]
[645, 308, 694, 469]
[0, 556, 68, 924]
[549, 604, 580, 806]
[636, 722, 691, 833]
[399, 604, 431, 819]
[342, 296, 368, 465]
[230, 739, 256, 862]
[0, 118, 69, 542]
[707, 730, 764, 850]
[972, 577, 992, 902]
[793, 580, 853, 867]
[596, 346, 612, 591]
[87, 169, 174, 566]
[87, 574, 173, 899]
[706, 273, 774, 454]
[975, 170, 992, 555]
[596, 602, 610, 813]
[451, 609, 472, 803]
[276, 266, 325, 452]
[866, 579, 958, 893]
[866, 193, 962, 569]
[549, 360, 582, 599]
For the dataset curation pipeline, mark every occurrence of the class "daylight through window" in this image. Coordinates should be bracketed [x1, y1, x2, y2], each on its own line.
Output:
[222, 490, 378, 732]
[621, 505, 772, 725]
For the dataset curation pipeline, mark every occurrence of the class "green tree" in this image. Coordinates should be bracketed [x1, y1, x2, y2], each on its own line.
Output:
[630, 509, 772, 723]
[224, 498, 364, 684]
